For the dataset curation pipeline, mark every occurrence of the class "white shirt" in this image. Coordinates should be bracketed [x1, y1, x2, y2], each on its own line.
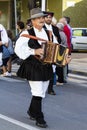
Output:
[15, 27, 58, 60]
[45, 23, 58, 43]
[0, 24, 8, 44]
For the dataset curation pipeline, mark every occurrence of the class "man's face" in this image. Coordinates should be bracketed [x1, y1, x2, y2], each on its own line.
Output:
[44, 15, 53, 25]
[32, 17, 45, 29]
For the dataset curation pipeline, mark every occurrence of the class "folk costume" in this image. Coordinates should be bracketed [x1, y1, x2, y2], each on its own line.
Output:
[43, 11, 61, 95]
[15, 7, 58, 128]
[17, 28, 53, 81]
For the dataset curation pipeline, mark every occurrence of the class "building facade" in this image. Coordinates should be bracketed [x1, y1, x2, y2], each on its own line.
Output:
[62, 0, 87, 27]
[0, 0, 87, 34]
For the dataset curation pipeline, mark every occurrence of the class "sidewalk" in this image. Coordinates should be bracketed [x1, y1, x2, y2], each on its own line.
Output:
[69, 58, 87, 76]
[0, 57, 87, 130]
[11, 57, 87, 77]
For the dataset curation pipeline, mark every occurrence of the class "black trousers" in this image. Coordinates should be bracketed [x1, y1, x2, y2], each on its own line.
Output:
[28, 96, 44, 122]
[56, 66, 64, 83]
[48, 72, 54, 92]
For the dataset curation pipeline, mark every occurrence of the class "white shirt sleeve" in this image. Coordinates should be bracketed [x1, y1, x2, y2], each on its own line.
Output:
[14, 30, 35, 60]
[0, 24, 8, 44]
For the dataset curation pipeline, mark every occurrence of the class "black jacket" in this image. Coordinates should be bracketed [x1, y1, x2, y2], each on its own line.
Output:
[17, 27, 53, 81]
[43, 24, 61, 44]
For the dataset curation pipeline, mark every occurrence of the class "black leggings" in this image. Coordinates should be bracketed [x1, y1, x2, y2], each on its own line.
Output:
[56, 66, 64, 83]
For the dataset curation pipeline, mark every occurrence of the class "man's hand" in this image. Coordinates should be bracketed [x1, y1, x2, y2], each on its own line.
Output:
[35, 48, 44, 57]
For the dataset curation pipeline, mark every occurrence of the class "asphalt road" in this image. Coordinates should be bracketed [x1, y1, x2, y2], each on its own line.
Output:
[0, 52, 87, 130]
[0, 73, 87, 130]
[71, 52, 87, 59]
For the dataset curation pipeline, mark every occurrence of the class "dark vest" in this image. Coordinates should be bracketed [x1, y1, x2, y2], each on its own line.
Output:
[43, 25, 61, 44]
[17, 27, 53, 81]
[0, 31, 3, 52]
[27, 27, 50, 49]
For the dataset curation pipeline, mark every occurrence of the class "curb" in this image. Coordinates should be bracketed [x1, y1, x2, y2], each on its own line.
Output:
[69, 70, 87, 77]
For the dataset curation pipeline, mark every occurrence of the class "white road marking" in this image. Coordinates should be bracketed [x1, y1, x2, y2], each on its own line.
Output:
[68, 73, 87, 80]
[0, 76, 25, 82]
[68, 78, 87, 84]
[0, 114, 40, 130]
[68, 74, 87, 88]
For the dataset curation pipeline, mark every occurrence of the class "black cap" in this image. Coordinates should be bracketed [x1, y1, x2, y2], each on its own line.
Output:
[43, 11, 54, 17]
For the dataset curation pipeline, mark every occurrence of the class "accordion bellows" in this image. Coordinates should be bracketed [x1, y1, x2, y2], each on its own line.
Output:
[41, 42, 59, 63]
[36, 42, 70, 66]
[56, 44, 69, 66]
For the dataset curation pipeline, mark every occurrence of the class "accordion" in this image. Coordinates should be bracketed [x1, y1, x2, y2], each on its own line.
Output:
[20, 34, 71, 66]
[56, 44, 70, 66]
[41, 42, 59, 63]
[21, 34, 71, 66]
[36, 42, 70, 66]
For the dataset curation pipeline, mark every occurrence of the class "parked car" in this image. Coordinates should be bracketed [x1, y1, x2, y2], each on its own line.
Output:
[71, 28, 87, 51]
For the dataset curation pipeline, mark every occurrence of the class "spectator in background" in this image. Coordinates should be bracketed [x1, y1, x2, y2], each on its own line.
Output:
[15, 21, 25, 41]
[64, 16, 72, 43]
[52, 16, 57, 26]
[56, 22, 68, 85]
[14, 21, 25, 65]
[26, 19, 32, 29]
[6, 30, 14, 76]
[0, 11, 9, 74]
[1, 42, 10, 76]
[43, 11, 61, 95]
[57, 23, 67, 46]
[59, 17, 71, 80]
[59, 17, 71, 55]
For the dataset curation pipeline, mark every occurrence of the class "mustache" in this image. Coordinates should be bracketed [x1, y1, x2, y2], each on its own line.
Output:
[39, 21, 44, 24]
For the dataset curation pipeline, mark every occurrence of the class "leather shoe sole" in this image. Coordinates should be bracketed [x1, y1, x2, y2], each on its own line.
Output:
[48, 91, 56, 95]
[36, 122, 48, 128]
[27, 111, 36, 120]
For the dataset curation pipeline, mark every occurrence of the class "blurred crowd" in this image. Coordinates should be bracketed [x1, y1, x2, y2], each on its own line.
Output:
[0, 9, 72, 89]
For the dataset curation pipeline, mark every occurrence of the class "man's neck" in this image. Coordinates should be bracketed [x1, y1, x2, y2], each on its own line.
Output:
[45, 23, 51, 26]
[34, 26, 42, 31]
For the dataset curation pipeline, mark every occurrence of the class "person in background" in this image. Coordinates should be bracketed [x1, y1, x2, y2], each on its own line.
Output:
[59, 17, 71, 55]
[15, 21, 25, 41]
[14, 21, 25, 65]
[6, 30, 14, 76]
[64, 16, 72, 43]
[1, 42, 10, 76]
[52, 16, 57, 26]
[43, 11, 61, 95]
[15, 8, 58, 128]
[0, 10, 9, 74]
[56, 22, 67, 85]
[59, 17, 71, 80]
[26, 19, 32, 30]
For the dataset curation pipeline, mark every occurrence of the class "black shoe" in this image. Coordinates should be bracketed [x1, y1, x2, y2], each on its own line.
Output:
[27, 111, 36, 120]
[36, 122, 48, 128]
[64, 80, 67, 83]
[48, 91, 56, 95]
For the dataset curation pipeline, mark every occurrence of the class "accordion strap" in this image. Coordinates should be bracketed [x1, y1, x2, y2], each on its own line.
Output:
[21, 34, 48, 42]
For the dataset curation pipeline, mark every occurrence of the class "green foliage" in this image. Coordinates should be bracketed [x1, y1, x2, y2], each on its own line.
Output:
[63, 0, 87, 27]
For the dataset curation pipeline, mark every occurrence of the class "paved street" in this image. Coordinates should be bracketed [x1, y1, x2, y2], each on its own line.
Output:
[69, 52, 87, 76]
[0, 73, 87, 130]
[0, 52, 87, 130]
